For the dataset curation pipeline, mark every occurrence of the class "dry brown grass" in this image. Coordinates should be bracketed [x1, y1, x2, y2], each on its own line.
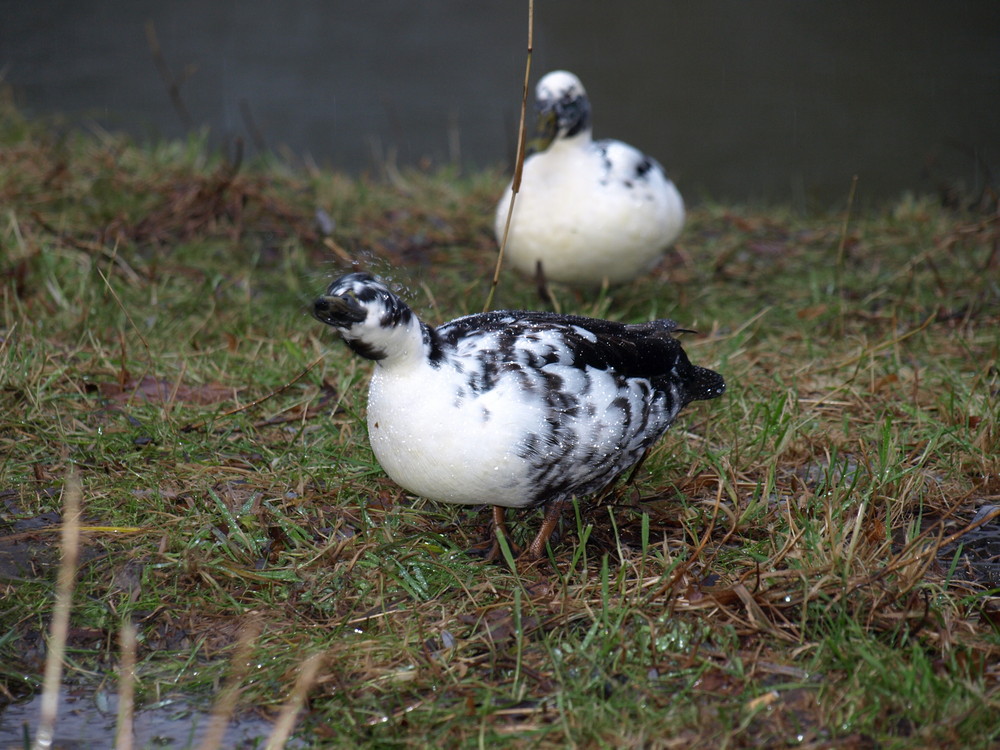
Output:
[1, 88, 999, 746]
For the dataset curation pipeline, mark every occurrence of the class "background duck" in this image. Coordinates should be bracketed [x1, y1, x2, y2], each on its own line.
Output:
[495, 70, 685, 287]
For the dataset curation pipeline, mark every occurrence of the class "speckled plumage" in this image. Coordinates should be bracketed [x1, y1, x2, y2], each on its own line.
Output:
[495, 70, 685, 286]
[314, 273, 723, 557]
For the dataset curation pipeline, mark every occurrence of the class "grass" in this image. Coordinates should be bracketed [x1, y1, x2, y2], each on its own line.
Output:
[1, 91, 999, 748]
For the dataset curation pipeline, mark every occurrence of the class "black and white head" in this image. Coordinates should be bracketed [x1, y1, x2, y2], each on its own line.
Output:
[533, 70, 592, 149]
[313, 272, 421, 363]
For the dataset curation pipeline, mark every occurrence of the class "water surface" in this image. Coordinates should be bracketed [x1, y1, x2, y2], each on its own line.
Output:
[1, 1, 998, 205]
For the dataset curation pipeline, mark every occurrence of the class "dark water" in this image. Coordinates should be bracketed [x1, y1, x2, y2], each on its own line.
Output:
[1, 0, 998, 206]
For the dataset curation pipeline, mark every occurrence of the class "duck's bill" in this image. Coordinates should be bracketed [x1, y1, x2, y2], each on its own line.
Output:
[527, 109, 559, 155]
[314, 294, 367, 326]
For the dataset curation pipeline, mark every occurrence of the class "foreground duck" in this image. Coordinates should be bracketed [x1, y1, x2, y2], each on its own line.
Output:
[495, 70, 685, 286]
[314, 272, 724, 559]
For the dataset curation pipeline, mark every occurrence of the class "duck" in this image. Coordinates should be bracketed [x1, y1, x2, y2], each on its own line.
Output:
[495, 70, 685, 287]
[314, 272, 723, 560]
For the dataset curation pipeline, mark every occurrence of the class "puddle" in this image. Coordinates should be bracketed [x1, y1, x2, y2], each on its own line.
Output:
[938, 505, 1000, 587]
[0, 687, 305, 749]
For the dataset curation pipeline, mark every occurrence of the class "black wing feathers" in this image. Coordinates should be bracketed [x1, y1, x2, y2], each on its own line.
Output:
[438, 311, 688, 378]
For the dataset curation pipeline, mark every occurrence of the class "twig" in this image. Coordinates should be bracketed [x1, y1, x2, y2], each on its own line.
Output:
[239, 99, 268, 155]
[835, 488, 993, 606]
[483, 0, 534, 313]
[197, 618, 263, 750]
[645, 477, 725, 608]
[33, 472, 82, 750]
[834, 174, 859, 338]
[114, 620, 137, 750]
[0, 525, 147, 545]
[223, 136, 245, 181]
[96, 263, 158, 419]
[264, 652, 324, 750]
[447, 107, 461, 166]
[30, 211, 144, 284]
[816, 311, 936, 375]
[145, 21, 194, 130]
[180, 354, 324, 432]
[834, 175, 859, 288]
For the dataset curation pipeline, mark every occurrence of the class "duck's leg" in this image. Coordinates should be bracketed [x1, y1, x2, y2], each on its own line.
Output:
[623, 447, 651, 486]
[525, 499, 569, 559]
[484, 505, 519, 561]
[591, 448, 652, 506]
[534, 260, 554, 308]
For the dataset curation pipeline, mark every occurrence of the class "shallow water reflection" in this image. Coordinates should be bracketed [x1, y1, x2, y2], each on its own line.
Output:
[0, 687, 304, 749]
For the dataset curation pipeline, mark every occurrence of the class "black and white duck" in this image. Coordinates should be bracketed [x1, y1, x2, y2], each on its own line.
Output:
[314, 272, 723, 559]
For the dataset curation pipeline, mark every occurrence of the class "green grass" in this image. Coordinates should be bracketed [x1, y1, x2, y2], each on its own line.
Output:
[1, 91, 999, 748]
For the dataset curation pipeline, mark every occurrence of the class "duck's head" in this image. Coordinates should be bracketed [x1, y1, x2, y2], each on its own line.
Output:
[314, 272, 420, 363]
[531, 70, 592, 152]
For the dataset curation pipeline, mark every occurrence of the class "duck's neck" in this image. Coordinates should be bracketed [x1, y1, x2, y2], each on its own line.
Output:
[343, 315, 430, 370]
[552, 128, 593, 152]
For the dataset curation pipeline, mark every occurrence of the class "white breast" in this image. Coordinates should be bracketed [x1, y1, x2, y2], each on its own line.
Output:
[364, 351, 673, 509]
[366, 359, 543, 507]
[497, 139, 684, 285]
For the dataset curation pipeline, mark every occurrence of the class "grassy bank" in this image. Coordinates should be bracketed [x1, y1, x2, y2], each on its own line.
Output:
[1, 97, 999, 748]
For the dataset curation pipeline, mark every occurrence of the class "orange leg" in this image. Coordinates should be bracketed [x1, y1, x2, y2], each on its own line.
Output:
[526, 500, 568, 560]
[484, 505, 520, 561]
